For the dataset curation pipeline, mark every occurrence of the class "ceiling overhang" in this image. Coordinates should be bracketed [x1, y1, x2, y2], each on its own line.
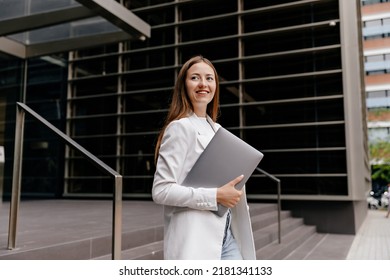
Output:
[0, 0, 150, 59]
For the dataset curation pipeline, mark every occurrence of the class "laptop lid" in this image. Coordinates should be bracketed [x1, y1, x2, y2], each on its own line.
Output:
[182, 127, 264, 216]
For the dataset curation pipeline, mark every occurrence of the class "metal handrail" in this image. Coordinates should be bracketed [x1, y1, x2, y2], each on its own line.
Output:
[255, 167, 281, 244]
[8, 102, 123, 260]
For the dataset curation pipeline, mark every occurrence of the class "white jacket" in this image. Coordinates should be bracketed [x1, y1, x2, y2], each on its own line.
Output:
[152, 113, 256, 260]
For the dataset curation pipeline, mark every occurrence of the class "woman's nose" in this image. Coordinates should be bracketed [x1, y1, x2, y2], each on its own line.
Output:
[198, 77, 207, 87]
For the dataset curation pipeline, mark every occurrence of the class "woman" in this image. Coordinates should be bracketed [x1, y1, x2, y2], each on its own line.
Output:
[152, 55, 256, 260]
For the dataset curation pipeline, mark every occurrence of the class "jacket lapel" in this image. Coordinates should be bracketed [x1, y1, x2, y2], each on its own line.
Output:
[188, 113, 216, 150]
[206, 115, 217, 133]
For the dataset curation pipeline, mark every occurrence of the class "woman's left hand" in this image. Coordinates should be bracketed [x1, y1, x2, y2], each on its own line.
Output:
[216, 175, 244, 208]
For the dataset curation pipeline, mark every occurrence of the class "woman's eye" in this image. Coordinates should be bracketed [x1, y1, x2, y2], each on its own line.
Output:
[207, 77, 214, 81]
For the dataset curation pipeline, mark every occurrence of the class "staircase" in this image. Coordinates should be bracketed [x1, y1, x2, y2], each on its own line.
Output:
[0, 201, 352, 260]
[96, 203, 350, 260]
[250, 203, 317, 260]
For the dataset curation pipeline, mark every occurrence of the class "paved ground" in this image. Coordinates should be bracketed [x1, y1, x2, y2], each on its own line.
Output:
[0, 199, 389, 260]
[347, 208, 390, 259]
[0, 199, 163, 257]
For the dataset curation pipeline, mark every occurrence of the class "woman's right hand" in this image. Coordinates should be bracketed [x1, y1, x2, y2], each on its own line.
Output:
[216, 175, 244, 208]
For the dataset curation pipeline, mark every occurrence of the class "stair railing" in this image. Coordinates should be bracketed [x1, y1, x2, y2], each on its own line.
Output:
[255, 167, 281, 244]
[8, 102, 123, 260]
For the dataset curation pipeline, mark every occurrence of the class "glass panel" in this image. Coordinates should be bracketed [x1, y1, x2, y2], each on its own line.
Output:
[243, 73, 343, 102]
[181, 0, 236, 20]
[72, 117, 118, 137]
[0, 0, 80, 20]
[10, 17, 122, 45]
[124, 112, 167, 133]
[71, 97, 117, 117]
[123, 177, 154, 195]
[124, 69, 173, 91]
[261, 150, 347, 174]
[181, 17, 237, 42]
[243, 1, 339, 31]
[72, 53, 119, 77]
[219, 106, 240, 128]
[244, 0, 297, 10]
[368, 91, 387, 98]
[216, 60, 239, 82]
[123, 134, 157, 155]
[70, 136, 117, 158]
[20, 55, 67, 197]
[124, 90, 172, 112]
[243, 50, 341, 78]
[0, 54, 23, 197]
[71, 75, 119, 96]
[66, 177, 113, 194]
[123, 49, 175, 70]
[76, 43, 118, 58]
[219, 83, 240, 104]
[180, 39, 238, 61]
[244, 28, 341, 56]
[245, 124, 346, 150]
[247, 176, 348, 195]
[245, 99, 345, 126]
[366, 55, 384, 62]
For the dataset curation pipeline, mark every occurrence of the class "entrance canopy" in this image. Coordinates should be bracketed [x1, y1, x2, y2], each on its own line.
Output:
[0, 0, 150, 58]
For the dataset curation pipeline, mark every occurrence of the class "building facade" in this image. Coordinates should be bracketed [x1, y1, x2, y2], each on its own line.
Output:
[0, 0, 369, 234]
[362, 0, 390, 165]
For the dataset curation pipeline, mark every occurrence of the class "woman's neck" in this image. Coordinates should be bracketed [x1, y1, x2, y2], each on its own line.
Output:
[193, 107, 207, 118]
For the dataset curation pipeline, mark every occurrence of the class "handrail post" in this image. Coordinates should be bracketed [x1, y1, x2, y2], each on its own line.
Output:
[256, 167, 281, 244]
[277, 179, 281, 245]
[8, 105, 25, 249]
[112, 175, 123, 260]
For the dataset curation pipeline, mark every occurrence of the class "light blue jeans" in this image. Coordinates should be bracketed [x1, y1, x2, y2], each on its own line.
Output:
[221, 211, 243, 260]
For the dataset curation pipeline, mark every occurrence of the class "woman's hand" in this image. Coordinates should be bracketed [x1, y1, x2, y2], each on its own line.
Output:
[216, 175, 244, 208]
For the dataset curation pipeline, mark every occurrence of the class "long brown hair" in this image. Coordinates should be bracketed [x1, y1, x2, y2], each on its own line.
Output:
[154, 55, 220, 163]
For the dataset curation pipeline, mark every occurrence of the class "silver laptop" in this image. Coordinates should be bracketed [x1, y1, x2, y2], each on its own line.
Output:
[182, 127, 264, 216]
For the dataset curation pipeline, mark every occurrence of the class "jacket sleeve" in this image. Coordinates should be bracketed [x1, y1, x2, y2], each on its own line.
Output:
[152, 121, 218, 211]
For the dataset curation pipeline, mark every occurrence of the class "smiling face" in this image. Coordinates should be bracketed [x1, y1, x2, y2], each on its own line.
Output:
[185, 61, 216, 117]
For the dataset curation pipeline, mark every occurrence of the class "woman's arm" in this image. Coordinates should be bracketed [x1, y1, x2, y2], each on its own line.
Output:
[152, 121, 218, 211]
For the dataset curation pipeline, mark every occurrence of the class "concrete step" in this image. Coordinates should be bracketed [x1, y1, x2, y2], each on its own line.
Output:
[251, 209, 291, 232]
[249, 203, 278, 216]
[284, 233, 327, 260]
[256, 224, 317, 260]
[253, 215, 306, 249]
[0, 225, 163, 260]
[96, 241, 164, 260]
[284, 233, 354, 260]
